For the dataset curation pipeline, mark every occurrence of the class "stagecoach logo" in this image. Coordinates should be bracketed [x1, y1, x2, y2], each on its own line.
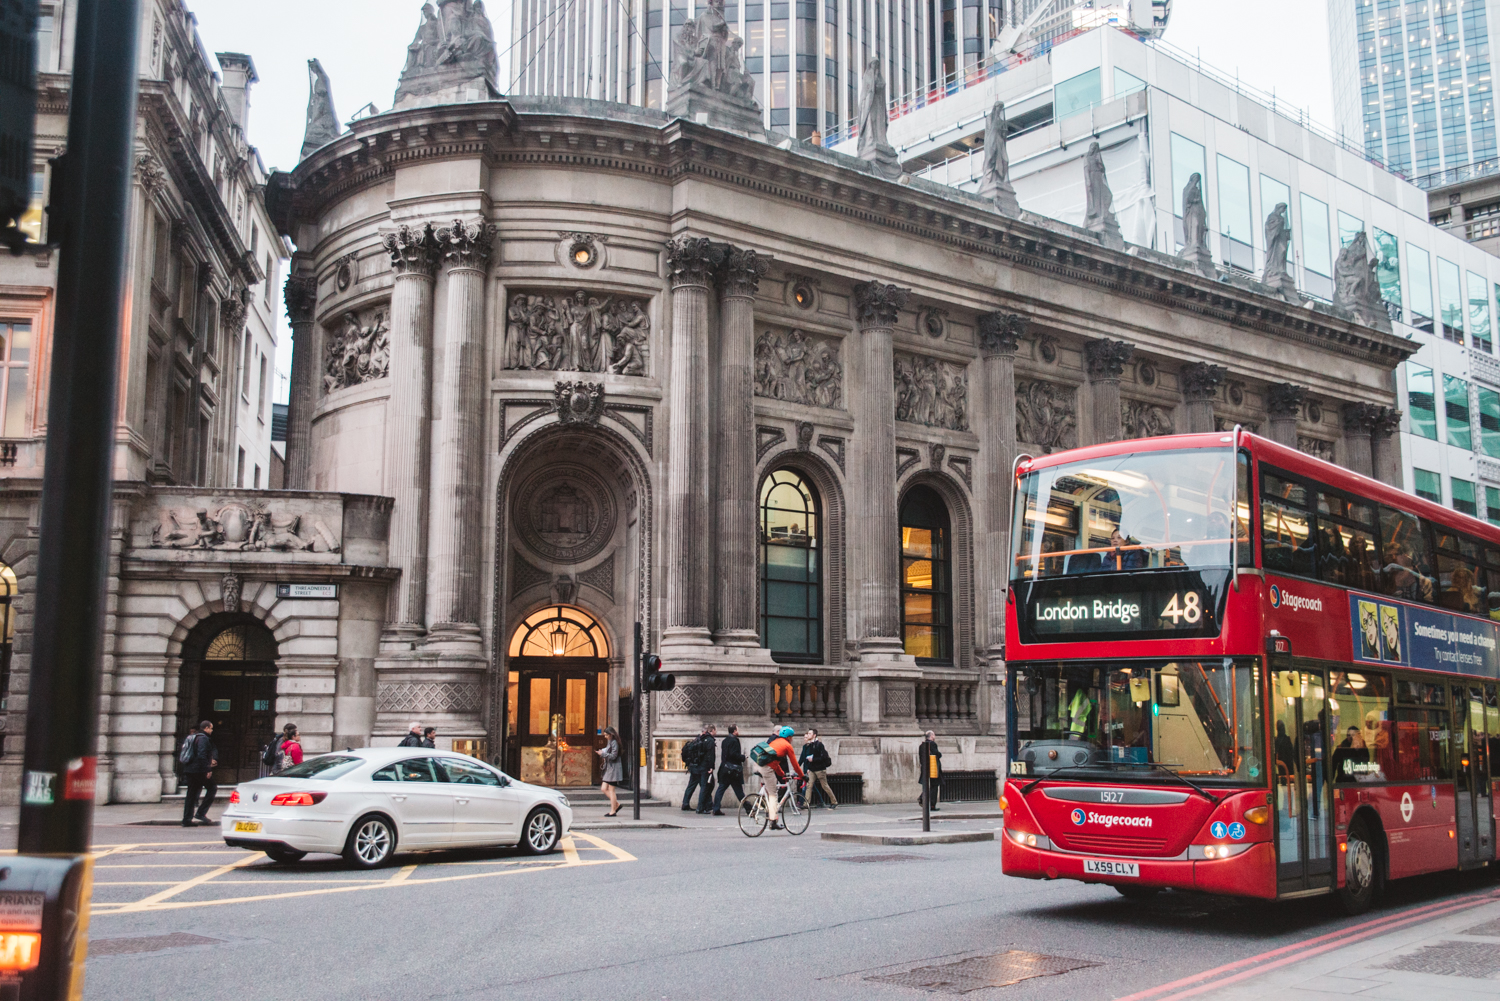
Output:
[1400, 791, 1414, 823]
[1269, 585, 1323, 612]
[1072, 810, 1152, 829]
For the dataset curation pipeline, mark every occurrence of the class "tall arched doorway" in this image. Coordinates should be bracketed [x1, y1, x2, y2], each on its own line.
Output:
[505, 606, 610, 787]
[178, 615, 278, 786]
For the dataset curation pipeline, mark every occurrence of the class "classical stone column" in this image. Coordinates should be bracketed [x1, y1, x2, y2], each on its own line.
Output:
[1180, 362, 1226, 433]
[214, 290, 249, 487]
[283, 271, 319, 490]
[1341, 402, 1379, 478]
[850, 280, 911, 660]
[382, 223, 440, 646]
[714, 246, 769, 647]
[977, 312, 1024, 661]
[662, 236, 724, 649]
[1266, 383, 1306, 449]
[1085, 339, 1133, 444]
[425, 219, 493, 652]
[1372, 406, 1402, 487]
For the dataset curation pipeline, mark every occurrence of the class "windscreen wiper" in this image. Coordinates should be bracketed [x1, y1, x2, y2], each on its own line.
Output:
[1141, 762, 1220, 804]
[1019, 764, 1096, 796]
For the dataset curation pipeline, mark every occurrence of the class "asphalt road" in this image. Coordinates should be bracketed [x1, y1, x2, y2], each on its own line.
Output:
[69, 816, 1500, 1001]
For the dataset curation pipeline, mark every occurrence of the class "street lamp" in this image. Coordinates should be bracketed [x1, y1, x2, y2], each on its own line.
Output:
[0, 562, 15, 712]
[549, 610, 569, 657]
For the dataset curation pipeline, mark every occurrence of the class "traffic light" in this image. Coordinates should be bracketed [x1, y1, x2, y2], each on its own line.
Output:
[643, 653, 675, 692]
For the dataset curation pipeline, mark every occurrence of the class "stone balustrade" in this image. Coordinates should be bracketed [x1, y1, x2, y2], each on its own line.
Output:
[916, 681, 978, 723]
[772, 675, 847, 720]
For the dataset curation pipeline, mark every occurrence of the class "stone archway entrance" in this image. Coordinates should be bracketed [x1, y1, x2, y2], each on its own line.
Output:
[504, 606, 610, 787]
[178, 615, 279, 786]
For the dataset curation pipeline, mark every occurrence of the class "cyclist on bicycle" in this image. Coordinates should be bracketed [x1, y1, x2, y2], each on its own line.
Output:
[755, 726, 805, 830]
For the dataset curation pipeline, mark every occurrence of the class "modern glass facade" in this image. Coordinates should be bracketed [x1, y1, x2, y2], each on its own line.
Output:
[1350, 0, 1495, 177]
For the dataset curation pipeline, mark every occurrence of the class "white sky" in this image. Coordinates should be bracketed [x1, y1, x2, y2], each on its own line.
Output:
[183, 0, 1335, 397]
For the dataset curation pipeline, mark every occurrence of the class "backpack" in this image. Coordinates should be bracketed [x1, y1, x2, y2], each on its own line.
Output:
[680, 735, 706, 769]
[749, 741, 778, 766]
[262, 738, 281, 770]
[806, 743, 832, 772]
[178, 733, 199, 766]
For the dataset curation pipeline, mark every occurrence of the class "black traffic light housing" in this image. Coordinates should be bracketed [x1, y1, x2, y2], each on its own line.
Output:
[643, 653, 675, 692]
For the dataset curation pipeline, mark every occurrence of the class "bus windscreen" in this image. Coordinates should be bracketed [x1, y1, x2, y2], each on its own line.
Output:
[1012, 659, 1265, 785]
[1012, 448, 1251, 581]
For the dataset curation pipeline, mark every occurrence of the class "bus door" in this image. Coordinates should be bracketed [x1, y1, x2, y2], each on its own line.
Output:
[1456, 686, 1492, 868]
[1273, 666, 1334, 892]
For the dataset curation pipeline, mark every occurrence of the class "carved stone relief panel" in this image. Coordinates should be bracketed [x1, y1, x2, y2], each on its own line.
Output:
[513, 464, 618, 565]
[894, 352, 969, 431]
[1121, 399, 1174, 439]
[152, 501, 341, 553]
[322, 303, 390, 394]
[1016, 380, 1078, 453]
[503, 290, 651, 375]
[1298, 436, 1336, 463]
[754, 327, 843, 409]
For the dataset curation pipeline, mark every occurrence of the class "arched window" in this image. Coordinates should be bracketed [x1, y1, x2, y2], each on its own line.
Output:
[901, 485, 952, 662]
[760, 469, 822, 661]
[507, 606, 610, 659]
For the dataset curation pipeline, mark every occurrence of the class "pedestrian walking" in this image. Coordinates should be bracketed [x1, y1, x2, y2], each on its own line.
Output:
[179, 720, 218, 827]
[799, 728, 837, 809]
[278, 724, 304, 771]
[711, 723, 746, 815]
[680, 724, 717, 813]
[597, 726, 623, 816]
[917, 730, 943, 811]
[421, 726, 438, 749]
[398, 721, 424, 747]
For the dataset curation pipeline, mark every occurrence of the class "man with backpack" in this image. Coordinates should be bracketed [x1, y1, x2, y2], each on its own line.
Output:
[750, 726, 804, 830]
[179, 720, 218, 827]
[398, 722, 425, 747]
[679, 724, 716, 813]
[711, 723, 746, 816]
[799, 728, 837, 809]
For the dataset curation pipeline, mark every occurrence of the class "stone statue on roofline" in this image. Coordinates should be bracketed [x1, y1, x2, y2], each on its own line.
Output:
[300, 59, 341, 161]
[393, 0, 501, 110]
[1083, 141, 1123, 250]
[857, 56, 902, 180]
[1261, 202, 1298, 302]
[665, 0, 762, 133]
[1179, 172, 1216, 279]
[976, 100, 1020, 217]
[1334, 230, 1393, 332]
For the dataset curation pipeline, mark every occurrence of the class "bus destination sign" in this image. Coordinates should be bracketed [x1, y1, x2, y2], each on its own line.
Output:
[1031, 588, 1208, 636]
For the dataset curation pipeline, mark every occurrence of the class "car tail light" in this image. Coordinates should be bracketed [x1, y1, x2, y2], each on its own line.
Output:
[269, 791, 327, 807]
[1242, 805, 1268, 825]
[228, 790, 239, 805]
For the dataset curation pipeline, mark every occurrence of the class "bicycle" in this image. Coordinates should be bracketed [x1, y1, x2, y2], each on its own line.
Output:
[738, 777, 810, 837]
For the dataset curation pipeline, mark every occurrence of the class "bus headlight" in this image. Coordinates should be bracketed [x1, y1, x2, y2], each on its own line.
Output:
[1006, 828, 1051, 850]
[1189, 843, 1253, 860]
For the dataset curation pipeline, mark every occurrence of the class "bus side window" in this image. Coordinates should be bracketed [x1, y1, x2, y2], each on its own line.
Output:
[1261, 499, 1312, 577]
[1377, 508, 1436, 604]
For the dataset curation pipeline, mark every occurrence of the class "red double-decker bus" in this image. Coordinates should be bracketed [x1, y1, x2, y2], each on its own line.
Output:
[1000, 431, 1500, 913]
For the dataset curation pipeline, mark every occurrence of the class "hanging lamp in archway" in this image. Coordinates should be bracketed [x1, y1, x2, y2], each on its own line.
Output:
[508, 605, 610, 659]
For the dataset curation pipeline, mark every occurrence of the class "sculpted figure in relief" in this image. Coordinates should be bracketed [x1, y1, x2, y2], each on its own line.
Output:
[894, 353, 969, 431]
[504, 292, 651, 375]
[1016, 380, 1077, 454]
[754, 328, 843, 408]
[152, 505, 341, 553]
[323, 309, 390, 393]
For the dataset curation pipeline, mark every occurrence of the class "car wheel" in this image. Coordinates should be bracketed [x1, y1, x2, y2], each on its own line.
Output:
[344, 814, 397, 869]
[265, 848, 307, 864]
[520, 807, 561, 855]
[1338, 819, 1381, 915]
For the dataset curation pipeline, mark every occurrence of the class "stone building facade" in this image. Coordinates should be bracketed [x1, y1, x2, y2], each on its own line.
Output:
[252, 6, 1411, 802]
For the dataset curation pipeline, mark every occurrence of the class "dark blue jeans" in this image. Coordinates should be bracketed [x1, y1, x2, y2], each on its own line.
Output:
[712, 773, 745, 813]
[682, 768, 712, 811]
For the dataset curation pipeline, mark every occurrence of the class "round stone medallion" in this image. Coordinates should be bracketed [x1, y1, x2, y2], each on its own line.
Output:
[513, 464, 617, 564]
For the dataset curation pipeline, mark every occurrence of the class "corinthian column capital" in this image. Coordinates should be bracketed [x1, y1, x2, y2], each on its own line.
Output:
[436, 218, 495, 271]
[665, 235, 725, 289]
[284, 274, 318, 324]
[1085, 338, 1134, 380]
[384, 222, 442, 277]
[1266, 382, 1307, 419]
[717, 246, 770, 298]
[853, 280, 910, 329]
[977, 312, 1027, 357]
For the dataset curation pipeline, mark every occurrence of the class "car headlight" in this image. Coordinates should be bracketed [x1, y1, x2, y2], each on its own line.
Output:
[557, 795, 569, 808]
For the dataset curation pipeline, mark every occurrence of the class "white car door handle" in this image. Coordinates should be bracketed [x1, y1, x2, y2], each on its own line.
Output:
[391, 795, 407, 802]
[456, 798, 469, 805]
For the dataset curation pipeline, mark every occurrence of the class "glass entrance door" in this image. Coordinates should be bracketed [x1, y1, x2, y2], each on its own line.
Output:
[510, 662, 608, 787]
[1456, 685, 1493, 867]
[1273, 665, 1333, 891]
[198, 668, 277, 786]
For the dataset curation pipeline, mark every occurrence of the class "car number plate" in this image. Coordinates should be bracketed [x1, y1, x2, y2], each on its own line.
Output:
[1083, 859, 1138, 878]
[233, 821, 263, 834]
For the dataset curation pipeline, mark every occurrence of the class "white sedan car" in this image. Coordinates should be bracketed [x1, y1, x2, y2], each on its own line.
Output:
[220, 747, 573, 867]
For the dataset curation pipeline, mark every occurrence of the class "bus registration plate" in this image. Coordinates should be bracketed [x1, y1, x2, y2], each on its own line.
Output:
[1084, 859, 1138, 878]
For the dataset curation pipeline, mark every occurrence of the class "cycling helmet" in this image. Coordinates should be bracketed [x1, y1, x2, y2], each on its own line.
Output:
[778, 726, 795, 738]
